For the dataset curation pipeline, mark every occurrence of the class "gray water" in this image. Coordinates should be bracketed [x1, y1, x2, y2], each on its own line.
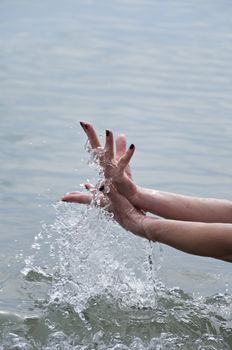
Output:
[1, 0, 232, 348]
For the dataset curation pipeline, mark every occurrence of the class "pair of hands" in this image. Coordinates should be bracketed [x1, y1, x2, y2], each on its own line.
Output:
[62, 122, 149, 238]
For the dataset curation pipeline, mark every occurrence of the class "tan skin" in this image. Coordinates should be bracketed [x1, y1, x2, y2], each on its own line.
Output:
[62, 122, 232, 262]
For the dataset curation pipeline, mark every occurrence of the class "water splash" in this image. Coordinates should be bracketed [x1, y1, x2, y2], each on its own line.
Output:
[23, 140, 162, 316]
[17, 143, 232, 349]
[17, 203, 232, 350]
[48, 201, 160, 313]
[48, 140, 162, 313]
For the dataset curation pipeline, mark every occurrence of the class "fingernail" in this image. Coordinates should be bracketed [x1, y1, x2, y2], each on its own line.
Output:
[84, 184, 89, 190]
[129, 144, 135, 149]
[106, 130, 110, 136]
[80, 121, 88, 130]
[99, 185, 105, 192]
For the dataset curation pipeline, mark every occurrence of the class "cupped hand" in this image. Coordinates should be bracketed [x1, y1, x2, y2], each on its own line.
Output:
[79, 121, 139, 203]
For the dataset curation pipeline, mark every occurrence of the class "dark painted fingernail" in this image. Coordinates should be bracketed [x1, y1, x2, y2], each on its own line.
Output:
[80, 121, 88, 130]
[129, 144, 135, 149]
[99, 185, 105, 192]
[84, 184, 89, 190]
[106, 130, 110, 136]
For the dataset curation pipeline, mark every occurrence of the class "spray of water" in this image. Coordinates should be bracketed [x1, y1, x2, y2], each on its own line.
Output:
[16, 141, 232, 349]
[23, 140, 162, 316]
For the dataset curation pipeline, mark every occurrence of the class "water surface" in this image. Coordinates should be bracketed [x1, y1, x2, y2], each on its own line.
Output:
[0, 0, 232, 348]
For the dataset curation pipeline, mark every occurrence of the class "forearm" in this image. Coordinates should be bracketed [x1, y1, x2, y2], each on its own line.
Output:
[143, 217, 232, 261]
[135, 187, 232, 223]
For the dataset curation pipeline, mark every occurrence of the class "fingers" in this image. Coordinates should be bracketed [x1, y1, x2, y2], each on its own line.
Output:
[62, 191, 93, 204]
[116, 134, 133, 179]
[115, 134, 127, 160]
[84, 183, 95, 192]
[118, 144, 135, 174]
[104, 129, 114, 161]
[80, 123, 133, 173]
[80, 121, 101, 149]
[62, 185, 110, 208]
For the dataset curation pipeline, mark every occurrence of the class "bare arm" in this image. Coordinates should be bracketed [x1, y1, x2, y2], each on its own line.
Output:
[143, 216, 232, 262]
[134, 188, 232, 223]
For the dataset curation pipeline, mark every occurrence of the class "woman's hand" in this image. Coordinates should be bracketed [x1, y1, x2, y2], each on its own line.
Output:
[62, 121, 149, 237]
[79, 121, 139, 204]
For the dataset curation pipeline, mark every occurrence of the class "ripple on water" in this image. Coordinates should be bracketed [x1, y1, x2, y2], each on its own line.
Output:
[0, 289, 232, 349]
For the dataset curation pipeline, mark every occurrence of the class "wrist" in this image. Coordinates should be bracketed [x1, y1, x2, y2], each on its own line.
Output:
[132, 185, 144, 206]
[142, 215, 161, 242]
